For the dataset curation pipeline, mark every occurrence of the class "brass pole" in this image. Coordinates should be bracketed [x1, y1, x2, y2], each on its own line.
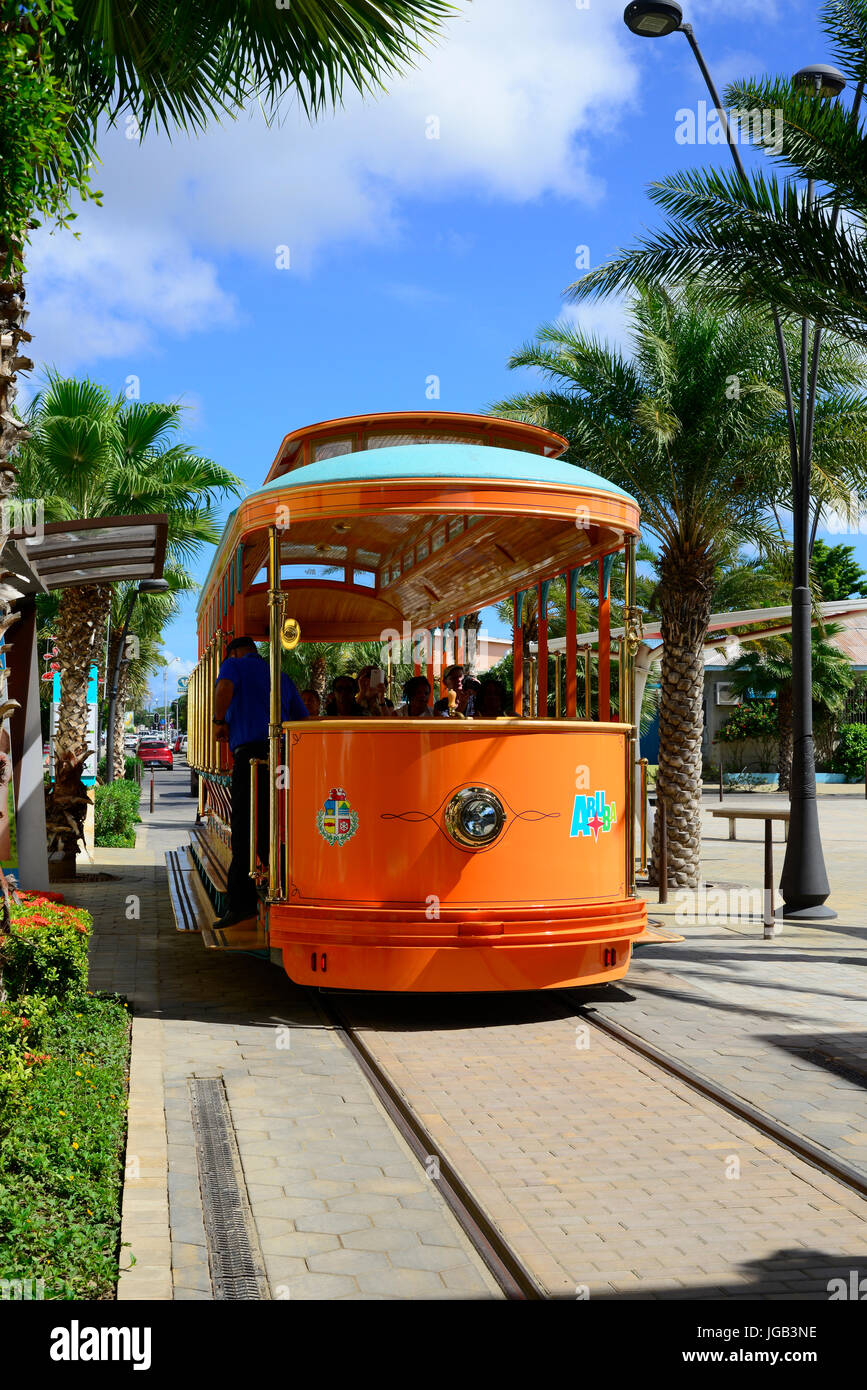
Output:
[618, 636, 626, 723]
[249, 755, 258, 880]
[206, 640, 213, 773]
[584, 646, 591, 720]
[625, 723, 635, 897]
[554, 651, 561, 719]
[267, 526, 283, 900]
[624, 535, 637, 728]
[283, 727, 291, 895]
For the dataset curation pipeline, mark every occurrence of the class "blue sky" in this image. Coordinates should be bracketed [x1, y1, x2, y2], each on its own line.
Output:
[25, 0, 865, 703]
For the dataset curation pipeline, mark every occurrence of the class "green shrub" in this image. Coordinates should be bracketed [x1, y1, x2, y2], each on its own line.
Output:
[94, 780, 141, 847]
[832, 724, 867, 781]
[0, 892, 130, 1299]
[0, 994, 53, 1121]
[0, 992, 130, 1299]
[715, 702, 779, 742]
[1, 900, 91, 1001]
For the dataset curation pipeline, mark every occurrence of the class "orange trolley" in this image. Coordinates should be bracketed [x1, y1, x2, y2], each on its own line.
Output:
[180, 411, 647, 991]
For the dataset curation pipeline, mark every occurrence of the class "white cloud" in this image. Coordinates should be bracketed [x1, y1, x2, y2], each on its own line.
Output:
[560, 297, 633, 358]
[25, 0, 641, 372]
[25, 223, 237, 377]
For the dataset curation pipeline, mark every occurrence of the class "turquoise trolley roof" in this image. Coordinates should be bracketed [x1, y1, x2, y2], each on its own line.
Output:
[255, 443, 637, 504]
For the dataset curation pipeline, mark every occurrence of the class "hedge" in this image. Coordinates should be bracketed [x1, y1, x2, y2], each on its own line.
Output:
[0, 893, 131, 1298]
[94, 780, 141, 848]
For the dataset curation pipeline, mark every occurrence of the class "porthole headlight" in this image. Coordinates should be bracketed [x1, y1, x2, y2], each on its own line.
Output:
[444, 788, 506, 849]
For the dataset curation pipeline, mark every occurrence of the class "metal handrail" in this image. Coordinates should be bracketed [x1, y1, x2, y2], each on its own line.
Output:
[249, 757, 268, 884]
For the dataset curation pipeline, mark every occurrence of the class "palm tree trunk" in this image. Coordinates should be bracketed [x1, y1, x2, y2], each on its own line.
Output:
[0, 276, 32, 913]
[310, 653, 327, 700]
[46, 582, 112, 868]
[651, 550, 715, 891]
[105, 630, 131, 781]
[0, 276, 32, 481]
[113, 661, 133, 781]
[777, 688, 793, 794]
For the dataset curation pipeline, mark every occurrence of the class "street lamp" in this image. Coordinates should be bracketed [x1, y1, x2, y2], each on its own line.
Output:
[624, 2, 683, 37]
[623, 5, 848, 918]
[105, 578, 170, 783]
[794, 63, 847, 97]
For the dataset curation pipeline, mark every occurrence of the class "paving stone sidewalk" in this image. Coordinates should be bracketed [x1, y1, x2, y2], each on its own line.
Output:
[342, 991, 867, 1299]
[597, 792, 867, 1179]
[67, 770, 499, 1300]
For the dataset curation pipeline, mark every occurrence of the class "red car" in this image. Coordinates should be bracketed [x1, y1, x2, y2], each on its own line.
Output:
[137, 739, 174, 770]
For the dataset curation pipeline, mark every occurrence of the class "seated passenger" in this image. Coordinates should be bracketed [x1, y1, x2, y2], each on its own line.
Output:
[476, 678, 506, 718]
[301, 688, 321, 717]
[434, 664, 475, 718]
[464, 676, 482, 710]
[326, 675, 360, 716]
[398, 676, 433, 717]
[356, 664, 394, 716]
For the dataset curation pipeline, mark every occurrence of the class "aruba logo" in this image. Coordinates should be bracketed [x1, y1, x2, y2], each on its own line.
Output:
[570, 790, 616, 842]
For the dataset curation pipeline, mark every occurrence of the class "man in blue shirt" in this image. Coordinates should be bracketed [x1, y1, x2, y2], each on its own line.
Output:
[212, 636, 308, 928]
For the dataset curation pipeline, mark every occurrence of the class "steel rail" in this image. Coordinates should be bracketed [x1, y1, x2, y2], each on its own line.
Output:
[316, 992, 544, 1301]
[573, 999, 867, 1203]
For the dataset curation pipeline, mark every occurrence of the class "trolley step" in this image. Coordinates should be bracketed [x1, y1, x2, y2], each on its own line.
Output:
[165, 846, 203, 932]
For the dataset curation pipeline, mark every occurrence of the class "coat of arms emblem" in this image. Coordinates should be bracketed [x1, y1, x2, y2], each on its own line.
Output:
[317, 786, 359, 846]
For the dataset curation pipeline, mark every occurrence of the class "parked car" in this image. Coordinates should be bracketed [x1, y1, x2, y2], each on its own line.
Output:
[136, 739, 174, 770]
[173, 734, 187, 753]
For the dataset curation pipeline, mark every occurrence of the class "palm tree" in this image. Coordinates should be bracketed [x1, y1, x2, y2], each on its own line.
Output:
[106, 566, 195, 779]
[571, 1, 867, 347]
[16, 375, 240, 865]
[491, 284, 867, 888]
[724, 625, 853, 791]
[1, 0, 452, 471]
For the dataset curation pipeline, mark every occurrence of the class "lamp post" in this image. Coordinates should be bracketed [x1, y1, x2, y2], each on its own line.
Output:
[623, 1, 848, 918]
[105, 579, 169, 783]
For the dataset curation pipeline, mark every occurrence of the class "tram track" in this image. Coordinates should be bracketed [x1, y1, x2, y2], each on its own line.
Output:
[314, 990, 544, 1299]
[570, 996, 867, 1206]
[312, 985, 867, 1301]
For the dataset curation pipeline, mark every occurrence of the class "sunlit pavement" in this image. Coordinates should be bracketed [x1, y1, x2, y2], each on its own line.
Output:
[607, 788, 867, 1175]
[64, 772, 867, 1300]
[68, 767, 498, 1301]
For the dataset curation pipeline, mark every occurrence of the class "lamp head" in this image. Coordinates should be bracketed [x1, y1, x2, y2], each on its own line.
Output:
[794, 63, 847, 97]
[623, 1, 683, 37]
[138, 578, 170, 593]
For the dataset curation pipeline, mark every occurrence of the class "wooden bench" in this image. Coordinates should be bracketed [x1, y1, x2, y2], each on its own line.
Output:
[711, 808, 789, 841]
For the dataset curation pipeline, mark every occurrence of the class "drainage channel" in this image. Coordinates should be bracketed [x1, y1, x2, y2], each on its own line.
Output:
[189, 1077, 271, 1300]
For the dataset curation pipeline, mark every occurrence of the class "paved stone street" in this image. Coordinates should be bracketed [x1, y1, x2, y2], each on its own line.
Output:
[342, 990, 867, 1299]
[68, 768, 499, 1301]
[65, 774, 867, 1300]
